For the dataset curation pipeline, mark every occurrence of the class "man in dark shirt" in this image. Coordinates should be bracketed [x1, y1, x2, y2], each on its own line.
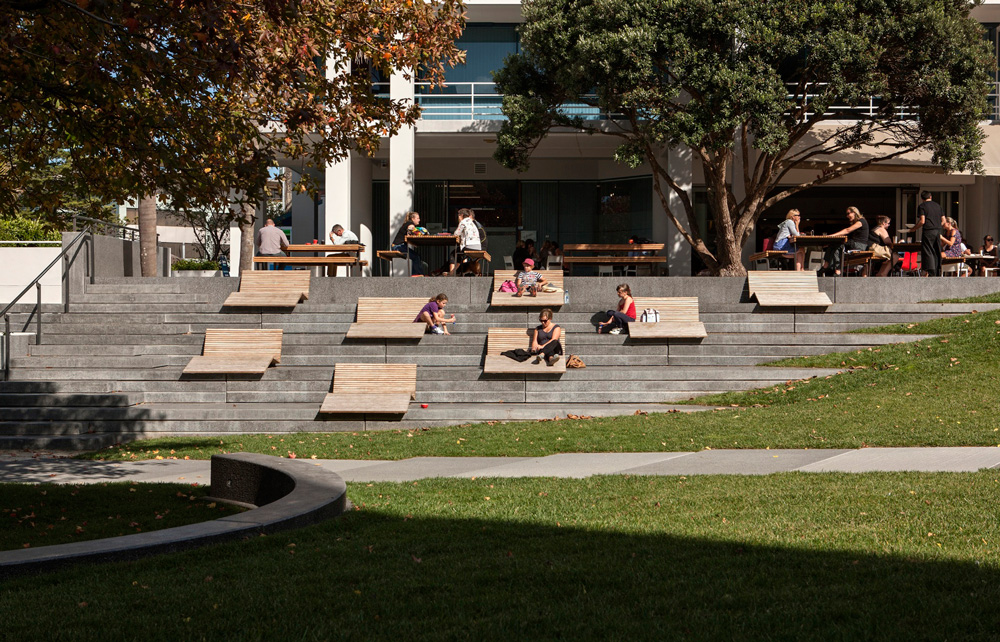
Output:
[912, 191, 943, 277]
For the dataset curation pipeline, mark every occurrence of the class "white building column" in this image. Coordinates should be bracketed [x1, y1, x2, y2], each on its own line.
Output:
[325, 153, 374, 276]
[228, 220, 241, 277]
[389, 69, 416, 276]
[663, 146, 693, 277]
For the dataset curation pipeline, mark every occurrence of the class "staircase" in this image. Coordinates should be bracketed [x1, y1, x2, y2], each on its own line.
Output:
[0, 277, 990, 450]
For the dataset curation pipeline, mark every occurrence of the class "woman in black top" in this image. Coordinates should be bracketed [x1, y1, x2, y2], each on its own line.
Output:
[822, 206, 869, 276]
[530, 308, 563, 366]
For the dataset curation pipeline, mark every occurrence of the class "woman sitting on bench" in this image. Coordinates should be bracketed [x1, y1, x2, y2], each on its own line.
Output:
[414, 293, 456, 335]
[597, 283, 636, 335]
[531, 308, 563, 365]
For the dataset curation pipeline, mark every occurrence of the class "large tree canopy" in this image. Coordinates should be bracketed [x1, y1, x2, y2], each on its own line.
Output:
[1, 0, 465, 221]
[494, 0, 994, 275]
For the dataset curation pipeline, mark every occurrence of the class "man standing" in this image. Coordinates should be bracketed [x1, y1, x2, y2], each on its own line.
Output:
[328, 224, 360, 276]
[255, 218, 288, 270]
[912, 191, 943, 277]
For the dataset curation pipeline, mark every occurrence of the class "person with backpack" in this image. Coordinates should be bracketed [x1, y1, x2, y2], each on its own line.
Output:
[597, 283, 636, 334]
[448, 208, 481, 276]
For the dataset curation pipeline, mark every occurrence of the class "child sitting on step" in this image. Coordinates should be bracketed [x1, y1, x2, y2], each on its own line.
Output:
[514, 259, 548, 297]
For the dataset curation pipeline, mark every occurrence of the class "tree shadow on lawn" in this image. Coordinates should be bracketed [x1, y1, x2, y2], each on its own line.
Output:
[3, 509, 998, 640]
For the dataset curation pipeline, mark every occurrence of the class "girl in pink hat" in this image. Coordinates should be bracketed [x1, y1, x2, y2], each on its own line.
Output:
[514, 258, 548, 297]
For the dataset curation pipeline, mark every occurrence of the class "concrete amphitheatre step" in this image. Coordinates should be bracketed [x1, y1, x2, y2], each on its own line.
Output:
[0, 274, 982, 448]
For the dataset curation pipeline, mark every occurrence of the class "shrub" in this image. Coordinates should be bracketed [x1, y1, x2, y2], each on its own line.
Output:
[171, 258, 221, 271]
[0, 218, 61, 245]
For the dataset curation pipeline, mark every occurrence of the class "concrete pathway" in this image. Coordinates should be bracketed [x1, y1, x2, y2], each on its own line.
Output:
[2, 447, 1000, 484]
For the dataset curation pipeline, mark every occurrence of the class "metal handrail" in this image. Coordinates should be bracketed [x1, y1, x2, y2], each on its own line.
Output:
[2, 227, 93, 381]
[72, 214, 140, 241]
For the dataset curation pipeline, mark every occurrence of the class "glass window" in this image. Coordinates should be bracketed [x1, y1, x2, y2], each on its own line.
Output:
[446, 24, 520, 84]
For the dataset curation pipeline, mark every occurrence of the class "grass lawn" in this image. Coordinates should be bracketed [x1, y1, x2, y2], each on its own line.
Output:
[2, 473, 999, 640]
[77, 308, 1000, 460]
[0, 483, 243, 551]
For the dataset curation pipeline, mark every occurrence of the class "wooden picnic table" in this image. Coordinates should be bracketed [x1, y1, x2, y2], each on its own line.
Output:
[285, 243, 365, 253]
[562, 243, 666, 275]
[253, 255, 367, 276]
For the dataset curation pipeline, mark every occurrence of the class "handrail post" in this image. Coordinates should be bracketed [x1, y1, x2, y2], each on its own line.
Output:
[63, 254, 70, 314]
[3, 314, 9, 382]
[35, 282, 42, 345]
[88, 233, 95, 285]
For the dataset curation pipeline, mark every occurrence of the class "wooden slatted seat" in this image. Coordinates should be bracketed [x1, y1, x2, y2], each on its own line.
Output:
[483, 328, 567, 374]
[346, 298, 430, 339]
[183, 329, 283, 374]
[628, 297, 707, 339]
[223, 271, 311, 308]
[319, 363, 417, 416]
[844, 250, 875, 276]
[490, 270, 565, 307]
[376, 250, 406, 261]
[747, 272, 832, 307]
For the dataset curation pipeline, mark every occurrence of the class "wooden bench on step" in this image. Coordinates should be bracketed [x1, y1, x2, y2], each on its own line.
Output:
[489, 270, 565, 307]
[346, 298, 430, 339]
[183, 329, 283, 374]
[747, 271, 832, 307]
[628, 297, 707, 339]
[319, 363, 417, 416]
[483, 328, 567, 374]
[223, 271, 310, 308]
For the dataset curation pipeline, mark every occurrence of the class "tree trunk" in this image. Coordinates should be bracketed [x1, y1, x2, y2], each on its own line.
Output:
[714, 236, 747, 276]
[239, 202, 256, 274]
[138, 195, 158, 277]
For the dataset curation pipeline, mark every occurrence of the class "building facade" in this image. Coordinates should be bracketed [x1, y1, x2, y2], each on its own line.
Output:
[282, 0, 1000, 276]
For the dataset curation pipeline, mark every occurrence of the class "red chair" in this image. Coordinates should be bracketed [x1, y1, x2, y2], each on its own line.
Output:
[900, 251, 920, 276]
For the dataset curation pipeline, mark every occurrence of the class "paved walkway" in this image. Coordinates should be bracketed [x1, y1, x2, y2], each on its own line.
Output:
[2, 447, 1000, 484]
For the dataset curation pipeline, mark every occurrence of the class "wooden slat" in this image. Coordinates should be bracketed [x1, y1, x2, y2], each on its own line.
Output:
[628, 323, 707, 339]
[561, 256, 666, 265]
[319, 393, 412, 415]
[201, 329, 283, 361]
[285, 243, 364, 252]
[749, 250, 793, 261]
[355, 298, 430, 324]
[483, 355, 566, 374]
[628, 297, 706, 339]
[631, 297, 700, 323]
[376, 250, 406, 260]
[331, 363, 417, 397]
[491, 270, 565, 307]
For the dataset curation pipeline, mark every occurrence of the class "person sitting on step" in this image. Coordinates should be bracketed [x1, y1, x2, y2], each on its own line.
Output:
[514, 258, 547, 297]
[414, 293, 456, 335]
[531, 308, 563, 365]
[597, 283, 636, 334]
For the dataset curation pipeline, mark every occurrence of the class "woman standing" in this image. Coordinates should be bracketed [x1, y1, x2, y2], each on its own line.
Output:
[773, 209, 806, 270]
[822, 206, 869, 276]
[531, 308, 563, 365]
[597, 283, 636, 335]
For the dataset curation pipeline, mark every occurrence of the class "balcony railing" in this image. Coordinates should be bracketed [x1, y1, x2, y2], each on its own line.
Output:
[375, 81, 1000, 122]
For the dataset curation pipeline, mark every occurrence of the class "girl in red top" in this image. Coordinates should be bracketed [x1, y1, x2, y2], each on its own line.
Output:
[597, 283, 636, 334]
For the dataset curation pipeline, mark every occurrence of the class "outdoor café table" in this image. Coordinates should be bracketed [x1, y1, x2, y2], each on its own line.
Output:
[562, 243, 666, 275]
[943, 254, 987, 274]
[405, 234, 459, 274]
[285, 243, 365, 276]
[791, 235, 847, 273]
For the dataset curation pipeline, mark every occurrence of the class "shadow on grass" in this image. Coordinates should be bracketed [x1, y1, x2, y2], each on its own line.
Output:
[3, 507, 997, 640]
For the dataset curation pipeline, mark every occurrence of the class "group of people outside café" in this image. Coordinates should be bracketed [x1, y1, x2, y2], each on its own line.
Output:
[772, 191, 999, 277]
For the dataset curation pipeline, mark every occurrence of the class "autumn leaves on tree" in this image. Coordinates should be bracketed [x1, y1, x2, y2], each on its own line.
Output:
[1, 0, 465, 272]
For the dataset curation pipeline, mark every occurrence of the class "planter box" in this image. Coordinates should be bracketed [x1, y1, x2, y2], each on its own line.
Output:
[173, 270, 222, 278]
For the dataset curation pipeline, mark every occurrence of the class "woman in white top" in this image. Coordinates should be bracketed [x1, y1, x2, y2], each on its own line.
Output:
[448, 208, 482, 275]
[772, 209, 806, 271]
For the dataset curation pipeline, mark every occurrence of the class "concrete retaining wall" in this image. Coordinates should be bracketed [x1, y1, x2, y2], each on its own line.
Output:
[63, 233, 171, 294]
[0, 246, 62, 305]
[85, 275, 1000, 307]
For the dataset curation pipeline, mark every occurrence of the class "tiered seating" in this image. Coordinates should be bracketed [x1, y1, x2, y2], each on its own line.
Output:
[483, 328, 567, 374]
[319, 363, 417, 416]
[628, 297, 707, 339]
[346, 298, 428, 339]
[183, 329, 283, 374]
[747, 272, 832, 307]
[490, 270, 565, 307]
[223, 271, 310, 308]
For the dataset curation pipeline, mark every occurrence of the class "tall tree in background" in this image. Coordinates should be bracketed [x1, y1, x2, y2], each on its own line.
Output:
[494, 0, 993, 275]
[1, 0, 465, 274]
